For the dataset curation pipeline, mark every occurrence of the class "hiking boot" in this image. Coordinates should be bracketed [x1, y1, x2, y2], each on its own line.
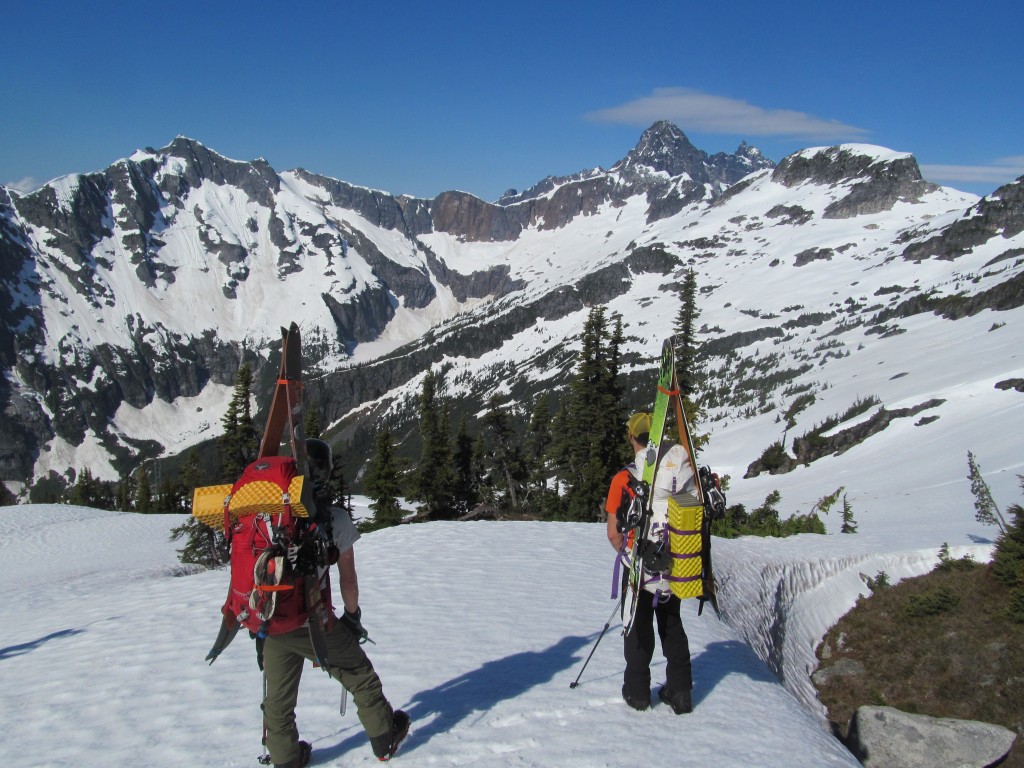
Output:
[274, 740, 311, 768]
[658, 685, 692, 714]
[621, 685, 650, 712]
[370, 709, 410, 761]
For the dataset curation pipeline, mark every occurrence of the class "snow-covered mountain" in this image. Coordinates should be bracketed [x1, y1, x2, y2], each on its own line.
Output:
[1, 122, 1022, 518]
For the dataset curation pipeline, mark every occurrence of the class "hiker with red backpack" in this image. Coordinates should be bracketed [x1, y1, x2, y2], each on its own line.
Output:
[605, 413, 694, 715]
[194, 326, 409, 765]
[258, 439, 409, 767]
[209, 438, 408, 767]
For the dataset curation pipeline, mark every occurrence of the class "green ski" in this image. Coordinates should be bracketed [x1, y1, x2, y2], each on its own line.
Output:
[621, 339, 675, 636]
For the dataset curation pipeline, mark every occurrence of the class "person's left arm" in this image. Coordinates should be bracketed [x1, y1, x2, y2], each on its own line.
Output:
[336, 546, 359, 614]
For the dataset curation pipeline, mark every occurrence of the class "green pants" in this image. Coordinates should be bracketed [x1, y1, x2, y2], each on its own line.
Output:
[262, 621, 393, 765]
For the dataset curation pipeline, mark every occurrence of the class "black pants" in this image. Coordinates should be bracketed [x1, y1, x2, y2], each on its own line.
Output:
[623, 591, 692, 700]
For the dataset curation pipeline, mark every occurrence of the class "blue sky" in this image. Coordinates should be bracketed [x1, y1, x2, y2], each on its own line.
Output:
[2, 1, 1021, 201]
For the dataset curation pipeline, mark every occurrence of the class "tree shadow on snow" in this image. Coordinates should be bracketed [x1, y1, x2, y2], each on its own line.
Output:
[687, 639, 780, 708]
[319, 633, 591, 759]
[0, 628, 84, 661]
[967, 532, 996, 545]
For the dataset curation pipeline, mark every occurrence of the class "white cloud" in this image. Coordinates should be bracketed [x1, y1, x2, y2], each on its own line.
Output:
[920, 157, 1024, 185]
[586, 87, 869, 140]
[4, 176, 42, 194]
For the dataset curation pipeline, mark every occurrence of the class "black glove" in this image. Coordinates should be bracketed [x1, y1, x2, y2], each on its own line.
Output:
[340, 607, 369, 644]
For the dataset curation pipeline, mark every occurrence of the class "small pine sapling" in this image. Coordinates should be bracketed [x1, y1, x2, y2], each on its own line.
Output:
[967, 450, 1007, 533]
[865, 570, 890, 592]
[840, 493, 858, 534]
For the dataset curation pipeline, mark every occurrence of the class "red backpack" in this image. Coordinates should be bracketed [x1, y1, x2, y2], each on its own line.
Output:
[221, 457, 332, 637]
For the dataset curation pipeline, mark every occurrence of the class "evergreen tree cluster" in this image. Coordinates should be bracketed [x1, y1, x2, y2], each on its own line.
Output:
[357, 274, 714, 528]
[710, 488, 831, 538]
[359, 307, 634, 526]
[65, 451, 204, 515]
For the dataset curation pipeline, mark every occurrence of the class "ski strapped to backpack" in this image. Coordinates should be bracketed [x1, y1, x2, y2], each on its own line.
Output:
[191, 323, 334, 669]
[615, 338, 727, 631]
[616, 339, 674, 635]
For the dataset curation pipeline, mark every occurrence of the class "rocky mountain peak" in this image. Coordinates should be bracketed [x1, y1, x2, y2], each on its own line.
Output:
[152, 136, 280, 206]
[613, 121, 705, 180]
[772, 145, 923, 188]
[770, 144, 940, 218]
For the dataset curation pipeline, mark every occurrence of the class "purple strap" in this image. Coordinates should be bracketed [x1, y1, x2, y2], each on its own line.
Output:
[666, 574, 701, 583]
[667, 524, 700, 536]
[611, 538, 630, 599]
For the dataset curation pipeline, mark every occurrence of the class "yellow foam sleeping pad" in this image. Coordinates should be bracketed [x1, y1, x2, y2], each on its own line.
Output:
[190, 476, 309, 530]
[667, 496, 704, 600]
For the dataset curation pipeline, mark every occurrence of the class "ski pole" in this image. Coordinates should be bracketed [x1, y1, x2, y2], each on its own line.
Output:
[569, 602, 621, 689]
[258, 668, 271, 765]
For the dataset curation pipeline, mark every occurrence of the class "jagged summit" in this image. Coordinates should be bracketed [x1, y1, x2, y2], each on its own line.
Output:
[495, 122, 773, 217]
[613, 120, 705, 177]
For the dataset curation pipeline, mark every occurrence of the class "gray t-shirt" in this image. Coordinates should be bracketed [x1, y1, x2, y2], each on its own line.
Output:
[331, 506, 361, 554]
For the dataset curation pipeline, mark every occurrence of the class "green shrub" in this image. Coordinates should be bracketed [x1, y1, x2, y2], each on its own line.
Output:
[905, 586, 959, 618]
[866, 571, 890, 592]
[758, 441, 790, 472]
[935, 542, 978, 573]
[991, 477, 1024, 587]
[1006, 586, 1024, 623]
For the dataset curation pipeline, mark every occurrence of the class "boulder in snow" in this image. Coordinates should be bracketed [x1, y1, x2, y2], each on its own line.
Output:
[845, 705, 1017, 768]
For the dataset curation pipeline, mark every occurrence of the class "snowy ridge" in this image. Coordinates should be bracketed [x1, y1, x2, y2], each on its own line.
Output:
[715, 537, 994, 721]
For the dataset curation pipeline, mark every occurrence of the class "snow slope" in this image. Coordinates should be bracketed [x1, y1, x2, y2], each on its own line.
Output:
[0, 503, 867, 767]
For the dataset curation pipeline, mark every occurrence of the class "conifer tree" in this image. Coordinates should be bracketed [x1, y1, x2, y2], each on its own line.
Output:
[219, 363, 259, 481]
[67, 468, 93, 507]
[67, 468, 115, 509]
[673, 267, 708, 450]
[992, 475, 1024, 589]
[156, 474, 179, 513]
[967, 451, 1008, 533]
[364, 424, 405, 528]
[451, 416, 478, 516]
[329, 458, 352, 516]
[179, 449, 202, 503]
[674, 267, 701, 398]
[479, 394, 527, 513]
[751, 490, 783, 536]
[169, 515, 228, 567]
[116, 477, 133, 512]
[524, 393, 556, 515]
[169, 448, 228, 567]
[840, 493, 858, 533]
[304, 402, 323, 439]
[135, 463, 153, 513]
[411, 370, 454, 518]
[552, 307, 628, 521]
